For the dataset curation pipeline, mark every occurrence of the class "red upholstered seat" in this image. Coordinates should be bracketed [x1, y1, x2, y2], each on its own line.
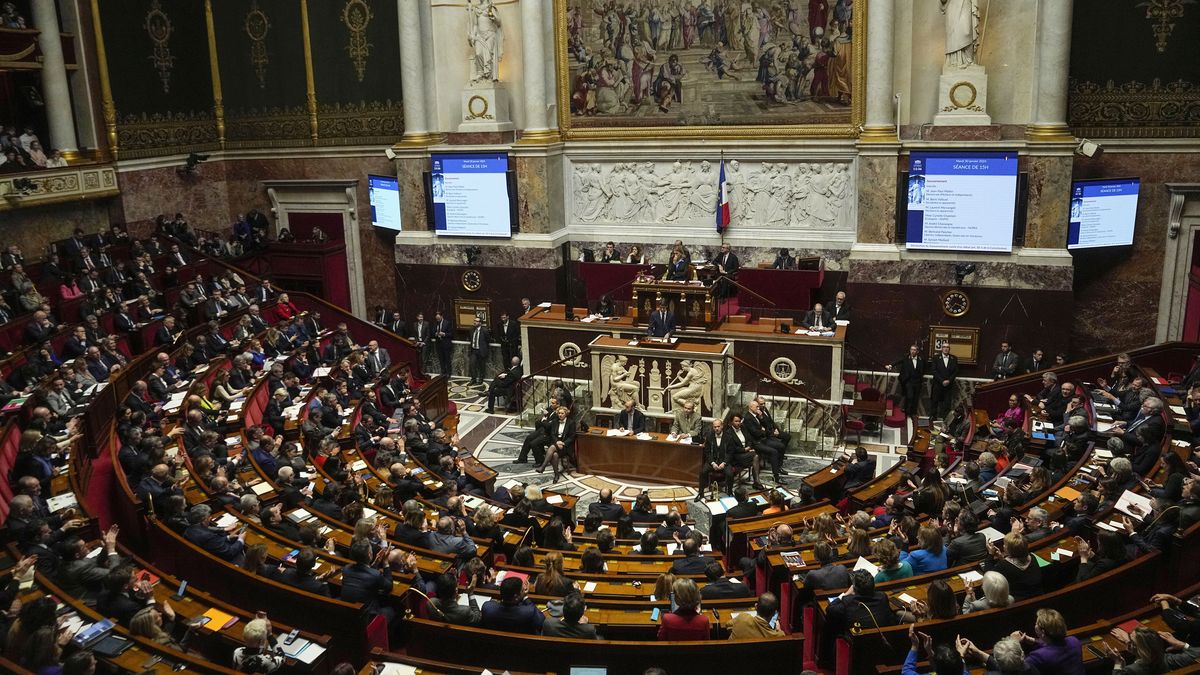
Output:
[883, 396, 906, 428]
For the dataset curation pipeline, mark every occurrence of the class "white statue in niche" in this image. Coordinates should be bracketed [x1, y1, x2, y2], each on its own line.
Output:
[467, 0, 503, 84]
[602, 354, 641, 407]
[664, 360, 712, 412]
[940, 0, 980, 68]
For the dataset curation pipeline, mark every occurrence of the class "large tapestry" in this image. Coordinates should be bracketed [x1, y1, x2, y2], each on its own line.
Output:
[1068, 0, 1200, 137]
[556, 0, 863, 137]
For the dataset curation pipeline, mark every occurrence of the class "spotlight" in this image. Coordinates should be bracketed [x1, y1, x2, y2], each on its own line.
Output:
[1075, 139, 1103, 158]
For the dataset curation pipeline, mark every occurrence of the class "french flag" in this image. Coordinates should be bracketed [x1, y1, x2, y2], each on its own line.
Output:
[716, 159, 730, 233]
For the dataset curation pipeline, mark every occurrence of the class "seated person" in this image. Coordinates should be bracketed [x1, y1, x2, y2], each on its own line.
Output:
[658, 578, 710, 641]
[729, 592, 785, 640]
[800, 303, 832, 330]
[481, 576, 544, 634]
[699, 561, 753, 600]
[542, 592, 599, 639]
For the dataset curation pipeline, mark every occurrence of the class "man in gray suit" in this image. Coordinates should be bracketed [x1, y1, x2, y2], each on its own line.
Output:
[671, 400, 703, 437]
[365, 340, 391, 376]
[426, 516, 478, 562]
[991, 341, 1019, 380]
[429, 572, 481, 626]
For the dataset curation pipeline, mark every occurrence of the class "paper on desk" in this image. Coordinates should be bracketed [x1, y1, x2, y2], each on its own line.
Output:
[606, 428, 631, 437]
[1116, 490, 1153, 519]
[583, 582, 597, 592]
[225, 436, 241, 446]
[1094, 448, 1114, 460]
[636, 432, 653, 440]
[1096, 421, 1115, 433]
[250, 481, 273, 495]
[229, 400, 245, 412]
[46, 493, 78, 513]
[666, 543, 678, 555]
[655, 504, 669, 515]
[979, 527, 1004, 543]
[215, 513, 238, 529]
[959, 570, 984, 584]
[537, 302, 552, 308]
[545, 494, 564, 505]
[1170, 405, 1187, 416]
[706, 500, 728, 515]
[1053, 548, 1074, 558]
[1095, 521, 1119, 532]
[852, 557, 879, 577]
[350, 460, 367, 471]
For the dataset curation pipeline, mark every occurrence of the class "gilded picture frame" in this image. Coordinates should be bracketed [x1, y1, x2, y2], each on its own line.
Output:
[554, 0, 867, 139]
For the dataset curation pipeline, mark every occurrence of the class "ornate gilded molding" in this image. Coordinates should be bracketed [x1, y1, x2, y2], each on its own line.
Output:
[115, 110, 220, 159]
[341, 0, 373, 82]
[225, 105, 310, 146]
[143, 0, 175, 93]
[0, 165, 120, 212]
[316, 99, 404, 145]
[1139, 0, 1195, 53]
[204, 0, 225, 149]
[1069, 77, 1200, 138]
[300, 0, 318, 143]
[245, 0, 271, 89]
[88, 0, 118, 158]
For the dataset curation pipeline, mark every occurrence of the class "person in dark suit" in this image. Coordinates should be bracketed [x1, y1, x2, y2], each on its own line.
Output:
[800, 302, 833, 330]
[493, 311, 521, 365]
[466, 316, 490, 385]
[277, 548, 330, 596]
[429, 572, 482, 626]
[379, 373, 410, 413]
[698, 420, 730, 499]
[154, 316, 181, 348]
[930, 342, 958, 419]
[946, 511, 989, 566]
[670, 538, 710, 575]
[713, 242, 740, 299]
[699, 561, 754, 599]
[771, 248, 796, 270]
[824, 570, 898, 638]
[339, 541, 395, 622]
[841, 446, 876, 489]
[97, 566, 154, 626]
[886, 345, 925, 419]
[647, 301, 675, 338]
[536, 406, 576, 481]
[588, 489, 626, 520]
[408, 311, 431, 363]
[598, 241, 622, 263]
[726, 414, 763, 490]
[183, 504, 245, 563]
[431, 311, 453, 375]
[481, 577, 544, 634]
[485, 356, 523, 414]
[542, 592, 599, 639]
[828, 291, 851, 321]
[744, 401, 785, 485]
[1019, 348, 1045, 374]
[616, 399, 646, 433]
[1113, 398, 1166, 452]
[991, 341, 1020, 380]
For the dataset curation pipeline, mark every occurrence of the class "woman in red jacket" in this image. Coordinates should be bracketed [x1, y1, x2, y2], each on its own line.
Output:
[657, 578, 710, 641]
[275, 292, 300, 320]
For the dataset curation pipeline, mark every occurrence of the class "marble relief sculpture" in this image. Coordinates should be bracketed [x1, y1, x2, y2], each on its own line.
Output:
[602, 354, 642, 406]
[467, 0, 503, 84]
[571, 159, 850, 229]
[664, 360, 711, 411]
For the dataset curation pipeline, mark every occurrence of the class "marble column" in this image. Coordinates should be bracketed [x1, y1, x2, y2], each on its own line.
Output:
[30, 0, 78, 153]
[1026, 0, 1074, 141]
[859, 0, 896, 142]
[398, 0, 435, 143]
[519, 0, 555, 142]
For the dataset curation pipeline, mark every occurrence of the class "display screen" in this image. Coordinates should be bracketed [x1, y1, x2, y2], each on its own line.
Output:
[430, 153, 512, 238]
[367, 175, 402, 231]
[1067, 178, 1140, 249]
[905, 151, 1019, 253]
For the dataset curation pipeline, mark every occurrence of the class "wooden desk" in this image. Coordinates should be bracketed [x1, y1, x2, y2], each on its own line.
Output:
[631, 280, 714, 329]
[576, 428, 703, 486]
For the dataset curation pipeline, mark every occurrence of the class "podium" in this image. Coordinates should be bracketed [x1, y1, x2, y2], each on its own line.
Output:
[588, 335, 728, 420]
[631, 280, 714, 330]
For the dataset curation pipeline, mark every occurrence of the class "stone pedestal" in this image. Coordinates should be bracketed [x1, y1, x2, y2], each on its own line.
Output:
[932, 65, 991, 126]
[459, 83, 515, 133]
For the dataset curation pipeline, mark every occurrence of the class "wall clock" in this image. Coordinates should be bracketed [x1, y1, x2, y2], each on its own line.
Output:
[940, 289, 970, 317]
[461, 269, 483, 292]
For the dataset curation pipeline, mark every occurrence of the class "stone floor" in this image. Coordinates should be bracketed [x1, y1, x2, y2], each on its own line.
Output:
[447, 377, 905, 535]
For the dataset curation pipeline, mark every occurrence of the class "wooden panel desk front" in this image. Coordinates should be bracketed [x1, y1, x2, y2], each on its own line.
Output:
[576, 428, 703, 486]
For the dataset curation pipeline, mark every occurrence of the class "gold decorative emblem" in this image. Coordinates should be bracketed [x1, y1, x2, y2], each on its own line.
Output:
[1139, 0, 1193, 53]
[461, 269, 483, 292]
[143, 0, 175, 93]
[949, 82, 977, 109]
[245, 1, 271, 89]
[466, 95, 492, 120]
[341, 0, 373, 82]
[940, 289, 971, 318]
